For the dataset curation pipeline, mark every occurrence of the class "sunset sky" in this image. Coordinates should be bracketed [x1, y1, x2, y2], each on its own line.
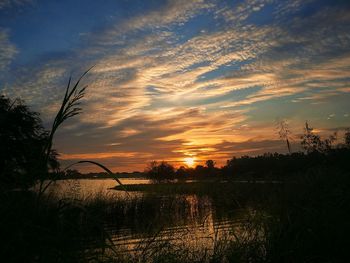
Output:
[1, 0, 350, 172]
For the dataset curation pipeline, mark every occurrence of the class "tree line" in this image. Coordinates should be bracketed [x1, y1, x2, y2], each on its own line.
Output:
[145, 124, 350, 182]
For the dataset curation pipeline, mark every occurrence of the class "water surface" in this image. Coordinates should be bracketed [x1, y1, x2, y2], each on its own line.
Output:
[47, 178, 251, 256]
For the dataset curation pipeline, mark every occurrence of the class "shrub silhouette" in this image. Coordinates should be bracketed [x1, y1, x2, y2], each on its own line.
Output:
[205, 160, 215, 169]
[301, 121, 336, 153]
[345, 128, 350, 147]
[145, 161, 176, 183]
[0, 96, 58, 190]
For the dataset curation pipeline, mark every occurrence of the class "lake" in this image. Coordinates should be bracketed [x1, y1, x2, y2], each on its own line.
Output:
[45, 178, 255, 258]
[46, 178, 151, 198]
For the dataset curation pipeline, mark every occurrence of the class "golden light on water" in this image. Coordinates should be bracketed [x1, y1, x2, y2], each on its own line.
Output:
[184, 157, 195, 167]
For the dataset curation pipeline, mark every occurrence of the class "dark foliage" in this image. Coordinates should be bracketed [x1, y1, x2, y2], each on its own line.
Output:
[345, 128, 350, 147]
[163, 124, 350, 181]
[223, 149, 350, 179]
[0, 96, 58, 190]
[205, 159, 215, 169]
[301, 121, 337, 153]
[222, 124, 349, 179]
[145, 161, 176, 183]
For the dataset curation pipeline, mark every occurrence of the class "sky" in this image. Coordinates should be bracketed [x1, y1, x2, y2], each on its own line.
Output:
[1, 0, 350, 172]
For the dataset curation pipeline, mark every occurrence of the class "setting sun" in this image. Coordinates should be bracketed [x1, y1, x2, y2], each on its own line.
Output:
[184, 157, 195, 167]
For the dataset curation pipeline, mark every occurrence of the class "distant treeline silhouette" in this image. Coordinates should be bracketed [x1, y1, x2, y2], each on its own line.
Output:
[54, 125, 350, 182]
[145, 124, 350, 182]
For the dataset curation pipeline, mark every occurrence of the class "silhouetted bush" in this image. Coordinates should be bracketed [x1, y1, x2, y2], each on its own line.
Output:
[301, 121, 337, 153]
[145, 161, 176, 183]
[345, 128, 350, 147]
[0, 95, 58, 190]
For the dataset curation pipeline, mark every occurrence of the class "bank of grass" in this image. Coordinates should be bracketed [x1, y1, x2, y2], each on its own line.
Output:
[1, 190, 118, 263]
[113, 181, 224, 194]
[262, 168, 350, 262]
[112, 180, 280, 199]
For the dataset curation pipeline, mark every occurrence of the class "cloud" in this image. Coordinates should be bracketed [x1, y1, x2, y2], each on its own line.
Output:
[1, 0, 350, 171]
[0, 0, 32, 9]
[215, 0, 274, 24]
[0, 28, 17, 71]
[92, 0, 213, 46]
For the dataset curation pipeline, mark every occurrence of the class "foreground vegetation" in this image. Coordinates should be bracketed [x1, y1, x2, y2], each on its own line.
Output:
[1, 166, 349, 263]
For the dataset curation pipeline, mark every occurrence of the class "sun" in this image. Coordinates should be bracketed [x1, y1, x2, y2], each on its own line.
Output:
[184, 157, 195, 167]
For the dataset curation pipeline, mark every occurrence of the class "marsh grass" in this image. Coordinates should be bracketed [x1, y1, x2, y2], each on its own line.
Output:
[37, 68, 91, 197]
[109, 167, 350, 263]
[2, 166, 349, 262]
[1, 191, 113, 263]
[16, 167, 347, 263]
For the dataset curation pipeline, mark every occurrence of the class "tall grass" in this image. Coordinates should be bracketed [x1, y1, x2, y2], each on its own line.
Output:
[37, 68, 126, 198]
[38, 68, 91, 197]
[2, 166, 349, 262]
[103, 167, 349, 263]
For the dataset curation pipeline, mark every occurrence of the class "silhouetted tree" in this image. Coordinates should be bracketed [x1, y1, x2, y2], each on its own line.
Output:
[0, 95, 58, 190]
[65, 169, 81, 178]
[193, 165, 205, 177]
[205, 160, 215, 169]
[301, 121, 337, 153]
[301, 121, 323, 153]
[224, 157, 236, 176]
[145, 161, 176, 183]
[345, 128, 350, 147]
[176, 165, 187, 178]
[323, 132, 337, 152]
